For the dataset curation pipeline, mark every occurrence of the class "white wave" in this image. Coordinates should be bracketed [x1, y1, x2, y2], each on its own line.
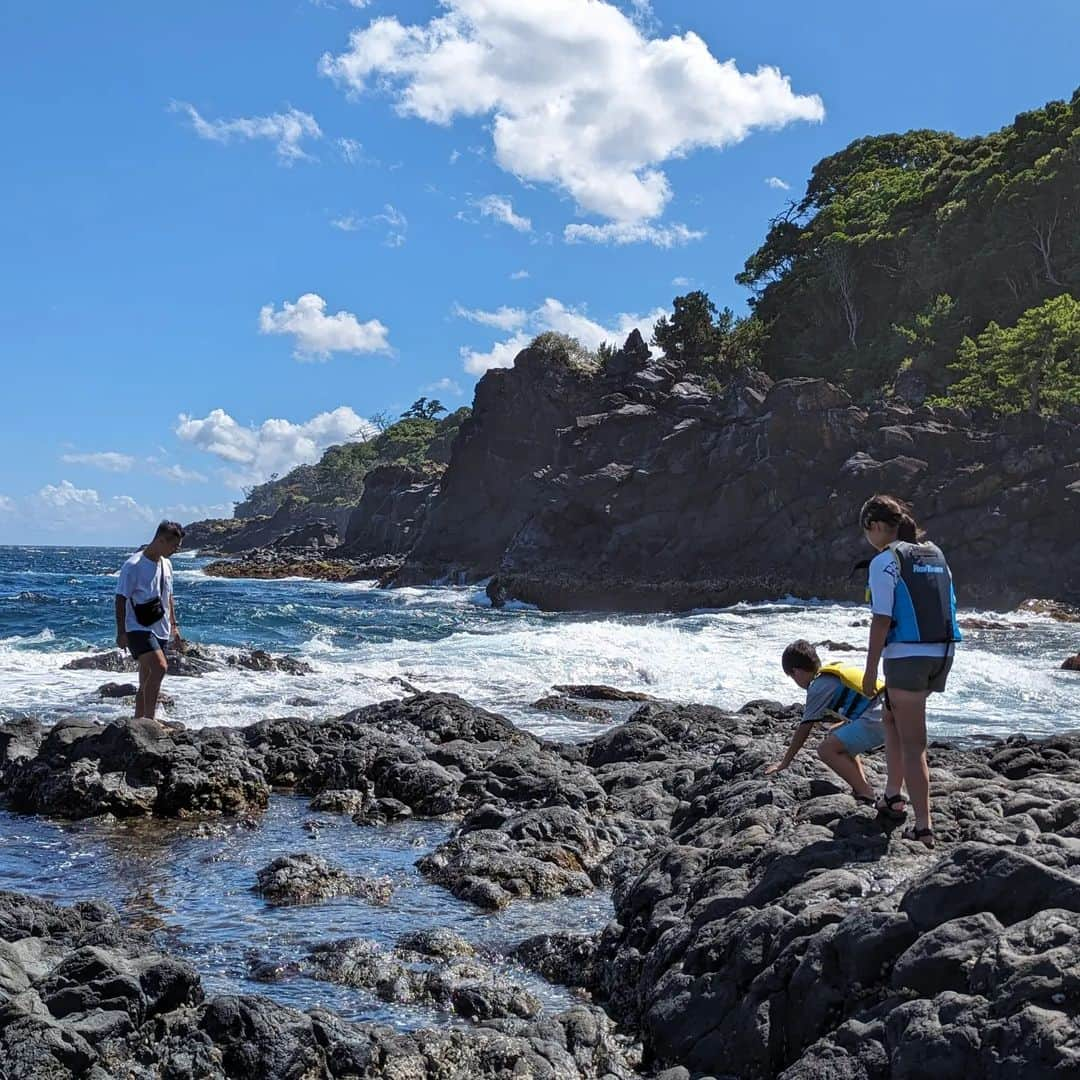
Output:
[0, 628, 56, 646]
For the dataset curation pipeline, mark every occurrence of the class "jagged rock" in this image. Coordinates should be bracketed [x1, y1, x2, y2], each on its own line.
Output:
[96, 682, 175, 707]
[813, 640, 862, 652]
[226, 650, 313, 675]
[1018, 598, 1080, 622]
[3, 718, 268, 819]
[309, 788, 369, 814]
[254, 854, 391, 906]
[1062, 654, 1080, 671]
[0, 891, 637, 1077]
[63, 650, 136, 674]
[552, 685, 654, 702]
[304, 937, 540, 1022]
[511, 932, 599, 989]
[532, 696, 611, 721]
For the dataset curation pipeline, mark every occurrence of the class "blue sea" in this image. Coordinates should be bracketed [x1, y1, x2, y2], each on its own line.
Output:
[1, 545, 1076, 740]
[0, 544, 1076, 1028]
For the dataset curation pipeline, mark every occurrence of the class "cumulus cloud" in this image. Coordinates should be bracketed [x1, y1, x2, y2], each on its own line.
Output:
[38, 480, 102, 508]
[510, 269, 529, 280]
[320, 0, 823, 223]
[471, 195, 532, 233]
[258, 293, 391, 360]
[563, 220, 704, 248]
[452, 303, 528, 331]
[176, 406, 377, 487]
[672, 275, 691, 287]
[459, 296, 667, 376]
[171, 102, 322, 163]
[60, 451, 134, 472]
[765, 176, 791, 190]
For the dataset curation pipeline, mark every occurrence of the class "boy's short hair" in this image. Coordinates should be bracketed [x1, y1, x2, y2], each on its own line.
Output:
[154, 520, 185, 542]
[782, 639, 821, 676]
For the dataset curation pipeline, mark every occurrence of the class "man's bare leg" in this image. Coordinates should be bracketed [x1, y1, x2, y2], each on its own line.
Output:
[138, 650, 168, 720]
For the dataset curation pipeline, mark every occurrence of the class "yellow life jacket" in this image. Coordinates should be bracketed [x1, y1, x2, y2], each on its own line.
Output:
[812, 662, 884, 721]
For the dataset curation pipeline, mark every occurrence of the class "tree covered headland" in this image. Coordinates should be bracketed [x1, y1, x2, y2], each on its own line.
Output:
[234, 400, 468, 518]
[726, 86, 1080, 409]
[233, 88, 1078, 520]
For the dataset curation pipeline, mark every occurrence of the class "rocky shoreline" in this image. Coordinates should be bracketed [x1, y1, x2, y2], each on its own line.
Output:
[3, 690, 1080, 1076]
[183, 335, 1080, 613]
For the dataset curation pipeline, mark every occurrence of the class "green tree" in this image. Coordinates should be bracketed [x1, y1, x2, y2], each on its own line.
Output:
[652, 291, 723, 369]
[402, 397, 447, 421]
[937, 294, 1080, 415]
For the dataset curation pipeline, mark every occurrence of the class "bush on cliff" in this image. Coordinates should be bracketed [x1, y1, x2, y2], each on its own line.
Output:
[737, 86, 1080, 397]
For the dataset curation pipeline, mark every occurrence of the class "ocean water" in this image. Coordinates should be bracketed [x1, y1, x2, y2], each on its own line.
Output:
[0, 546, 1076, 740]
[0, 545, 1076, 1028]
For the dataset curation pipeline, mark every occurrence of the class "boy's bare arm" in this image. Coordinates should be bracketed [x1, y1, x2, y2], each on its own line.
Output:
[114, 595, 128, 648]
[764, 722, 814, 774]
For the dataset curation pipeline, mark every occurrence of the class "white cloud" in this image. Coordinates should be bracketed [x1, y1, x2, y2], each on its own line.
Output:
[449, 149, 461, 164]
[472, 195, 531, 233]
[38, 480, 101, 508]
[672, 275, 691, 287]
[563, 220, 704, 248]
[0, 485, 235, 544]
[331, 204, 407, 245]
[510, 269, 529, 280]
[765, 176, 791, 190]
[459, 296, 667, 376]
[452, 302, 528, 331]
[424, 377, 464, 397]
[337, 136, 365, 163]
[60, 451, 135, 472]
[157, 464, 208, 484]
[177, 406, 378, 488]
[258, 293, 391, 360]
[320, 0, 823, 223]
[348, 0, 370, 6]
[626, 0, 658, 31]
[172, 102, 322, 164]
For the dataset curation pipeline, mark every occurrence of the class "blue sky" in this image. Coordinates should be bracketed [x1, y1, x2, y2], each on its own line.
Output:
[2, 0, 1078, 544]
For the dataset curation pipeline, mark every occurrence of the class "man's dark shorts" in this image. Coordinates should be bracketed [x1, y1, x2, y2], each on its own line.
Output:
[884, 655, 953, 694]
[127, 632, 167, 660]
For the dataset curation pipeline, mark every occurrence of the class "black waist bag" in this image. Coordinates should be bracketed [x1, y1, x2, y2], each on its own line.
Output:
[131, 562, 166, 627]
[131, 595, 165, 627]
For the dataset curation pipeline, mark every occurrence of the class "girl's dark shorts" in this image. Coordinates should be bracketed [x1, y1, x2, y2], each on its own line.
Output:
[127, 632, 167, 659]
[884, 655, 953, 693]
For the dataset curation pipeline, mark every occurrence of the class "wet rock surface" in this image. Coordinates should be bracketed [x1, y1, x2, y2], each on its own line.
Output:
[0, 890, 637, 1079]
[6, 690, 1080, 1075]
[254, 854, 391, 906]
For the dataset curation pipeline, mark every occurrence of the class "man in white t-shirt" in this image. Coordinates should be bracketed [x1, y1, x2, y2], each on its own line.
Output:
[115, 520, 185, 721]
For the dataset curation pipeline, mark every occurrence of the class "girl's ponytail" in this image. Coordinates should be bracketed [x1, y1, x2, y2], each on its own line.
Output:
[860, 494, 925, 541]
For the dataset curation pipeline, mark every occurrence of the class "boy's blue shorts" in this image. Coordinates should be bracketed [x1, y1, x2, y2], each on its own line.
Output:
[831, 714, 885, 756]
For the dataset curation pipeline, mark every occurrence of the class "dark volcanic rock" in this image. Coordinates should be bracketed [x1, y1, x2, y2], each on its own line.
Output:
[340, 463, 440, 558]
[254, 854, 391, 906]
[389, 334, 1080, 609]
[4, 718, 269, 819]
[304, 937, 540, 1022]
[63, 649, 136, 674]
[226, 650, 314, 675]
[552, 684, 655, 702]
[1062, 653, 1080, 671]
[0, 890, 637, 1078]
[532, 695, 611, 721]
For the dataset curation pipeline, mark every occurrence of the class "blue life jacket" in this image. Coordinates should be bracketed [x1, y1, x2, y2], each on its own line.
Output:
[885, 541, 962, 645]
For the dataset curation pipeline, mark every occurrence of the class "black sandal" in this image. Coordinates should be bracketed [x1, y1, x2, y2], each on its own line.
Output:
[875, 793, 907, 820]
[907, 826, 935, 850]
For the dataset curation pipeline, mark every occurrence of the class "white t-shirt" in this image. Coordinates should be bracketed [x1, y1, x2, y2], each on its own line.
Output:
[117, 552, 173, 639]
[868, 548, 951, 660]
